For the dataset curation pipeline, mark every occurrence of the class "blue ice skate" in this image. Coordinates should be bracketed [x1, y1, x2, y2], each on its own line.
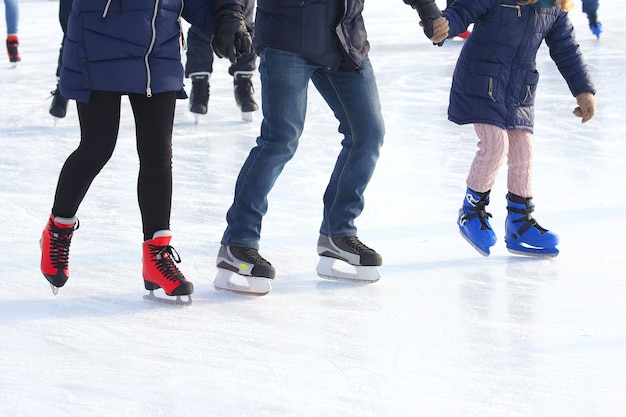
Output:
[505, 193, 559, 258]
[457, 188, 497, 256]
[590, 22, 602, 39]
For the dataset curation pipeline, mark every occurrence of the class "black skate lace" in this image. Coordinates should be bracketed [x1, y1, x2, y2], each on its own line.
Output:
[235, 247, 270, 265]
[463, 200, 493, 230]
[148, 244, 186, 283]
[47, 219, 78, 269]
[337, 236, 374, 254]
[508, 205, 548, 236]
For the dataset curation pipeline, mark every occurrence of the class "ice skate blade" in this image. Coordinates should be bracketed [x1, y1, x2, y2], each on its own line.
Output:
[143, 290, 192, 305]
[193, 114, 201, 125]
[50, 283, 59, 295]
[506, 247, 559, 258]
[316, 257, 380, 283]
[214, 269, 271, 296]
[459, 231, 491, 257]
[241, 111, 254, 122]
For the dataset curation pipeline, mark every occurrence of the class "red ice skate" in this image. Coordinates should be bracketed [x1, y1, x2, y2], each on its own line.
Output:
[40, 215, 78, 294]
[142, 231, 193, 305]
[6, 35, 20, 66]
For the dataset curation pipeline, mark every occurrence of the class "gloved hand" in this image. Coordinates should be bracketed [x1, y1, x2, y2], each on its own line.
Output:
[411, 0, 446, 45]
[420, 17, 449, 45]
[211, 9, 252, 64]
[572, 92, 596, 123]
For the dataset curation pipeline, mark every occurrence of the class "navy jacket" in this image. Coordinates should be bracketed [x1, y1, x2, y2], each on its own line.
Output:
[254, 0, 420, 71]
[443, 0, 595, 132]
[61, 0, 243, 102]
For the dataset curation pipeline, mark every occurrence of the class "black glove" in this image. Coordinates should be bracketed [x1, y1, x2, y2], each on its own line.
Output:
[211, 9, 252, 64]
[410, 0, 444, 43]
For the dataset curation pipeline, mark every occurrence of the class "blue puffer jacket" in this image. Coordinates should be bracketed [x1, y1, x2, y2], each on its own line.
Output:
[443, 0, 595, 132]
[61, 0, 242, 102]
[254, 0, 418, 71]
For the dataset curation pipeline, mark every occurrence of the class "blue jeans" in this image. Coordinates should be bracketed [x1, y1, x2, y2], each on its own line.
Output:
[221, 48, 385, 249]
[4, 0, 18, 35]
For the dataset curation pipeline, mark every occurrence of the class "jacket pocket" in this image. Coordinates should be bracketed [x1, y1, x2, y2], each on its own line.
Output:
[465, 61, 501, 102]
[520, 70, 539, 105]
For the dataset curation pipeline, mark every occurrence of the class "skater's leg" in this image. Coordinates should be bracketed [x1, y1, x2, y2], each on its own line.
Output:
[506, 129, 533, 198]
[51, 91, 122, 218]
[311, 57, 385, 238]
[467, 123, 509, 193]
[128, 92, 177, 241]
[4, 0, 18, 35]
[185, 26, 214, 77]
[456, 124, 508, 256]
[505, 130, 558, 256]
[221, 48, 315, 249]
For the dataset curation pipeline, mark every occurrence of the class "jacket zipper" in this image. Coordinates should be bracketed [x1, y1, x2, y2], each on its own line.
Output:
[523, 85, 531, 103]
[488, 77, 496, 102]
[144, 0, 161, 97]
[501, 4, 522, 17]
[103, 0, 112, 18]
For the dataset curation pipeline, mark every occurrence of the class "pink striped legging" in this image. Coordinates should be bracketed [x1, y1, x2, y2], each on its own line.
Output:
[466, 123, 533, 198]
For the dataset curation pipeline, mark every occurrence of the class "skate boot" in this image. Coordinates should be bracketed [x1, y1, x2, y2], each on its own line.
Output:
[505, 193, 559, 258]
[587, 13, 602, 39]
[142, 231, 193, 305]
[6, 35, 20, 67]
[316, 235, 382, 283]
[457, 188, 497, 256]
[188, 72, 210, 124]
[215, 245, 275, 295]
[40, 215, 78, 294]
[233, 71, 259, 122]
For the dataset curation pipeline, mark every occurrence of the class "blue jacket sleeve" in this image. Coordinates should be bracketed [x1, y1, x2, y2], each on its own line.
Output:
[545, 12, 596, 96]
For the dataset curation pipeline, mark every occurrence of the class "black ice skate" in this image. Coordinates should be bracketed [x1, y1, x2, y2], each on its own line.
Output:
[316, 235, 382, 283]
[188, 72, 210, 124]
[233, 71, 259, 122]
[214, 245, 275, 295]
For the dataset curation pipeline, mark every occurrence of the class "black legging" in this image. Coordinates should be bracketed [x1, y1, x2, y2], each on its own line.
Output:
[52, 91, 177, 240]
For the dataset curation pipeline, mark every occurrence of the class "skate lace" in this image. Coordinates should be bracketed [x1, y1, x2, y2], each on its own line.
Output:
[47, 220, 78, 269]
[463, 200, 493, 230]
[149, 244, 185, 282]
[508, 205, 548, 236]
[235, 247, 269, 265]
[337, 236, 373, 254]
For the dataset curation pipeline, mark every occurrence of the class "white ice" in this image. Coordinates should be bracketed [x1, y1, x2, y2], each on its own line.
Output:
[1, 1, 625, 416]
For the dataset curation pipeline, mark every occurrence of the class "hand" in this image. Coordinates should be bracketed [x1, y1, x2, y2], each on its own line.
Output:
[420, 17, 449, 45]
[412, 0, 445, 45]
[573, 92, 596, 123]
[212, 10, 252, 64]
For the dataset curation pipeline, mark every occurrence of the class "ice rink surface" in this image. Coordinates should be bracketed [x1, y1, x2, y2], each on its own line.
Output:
[1, 1, 625, 416]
